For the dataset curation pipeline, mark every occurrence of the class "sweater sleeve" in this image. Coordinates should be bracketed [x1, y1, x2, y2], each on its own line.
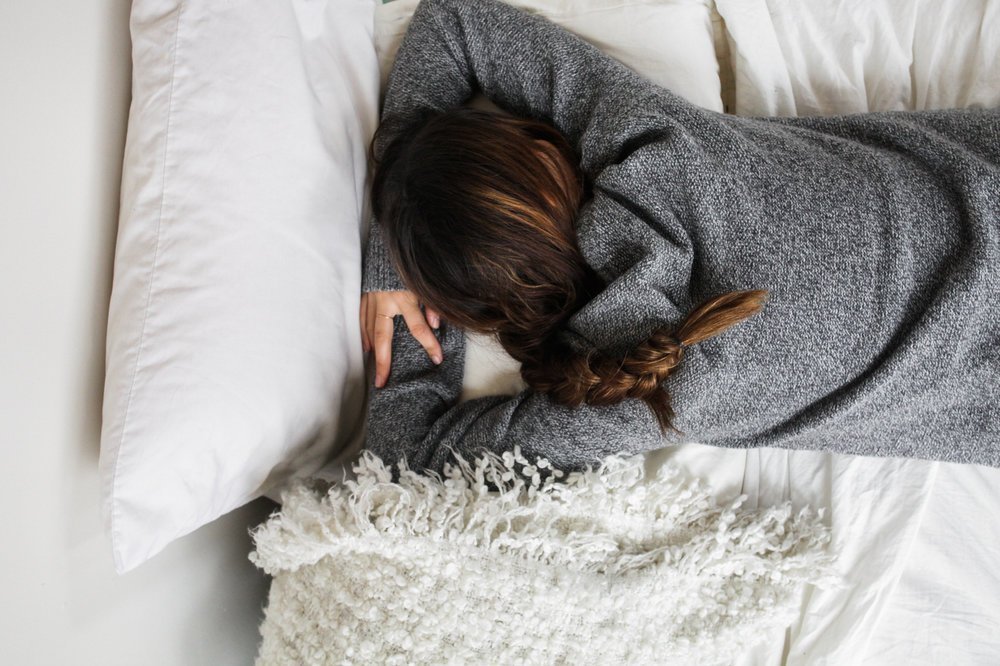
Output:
[365, 316, 666, 474]
[362, 0, 676, 293]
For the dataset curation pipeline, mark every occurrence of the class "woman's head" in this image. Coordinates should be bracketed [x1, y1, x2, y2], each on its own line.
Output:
[370, 107, 596, 337]
[370, 107, 767, 433]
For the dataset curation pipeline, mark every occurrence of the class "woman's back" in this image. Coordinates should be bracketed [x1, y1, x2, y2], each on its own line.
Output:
[572, 101, 1000, 463]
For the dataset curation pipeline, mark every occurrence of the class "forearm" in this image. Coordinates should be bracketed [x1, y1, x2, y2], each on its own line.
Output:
[364, 316, 466, 466]
[362, 213, 405, 293]
[364, 318, 666, 473]
[418, 386, 666, 474]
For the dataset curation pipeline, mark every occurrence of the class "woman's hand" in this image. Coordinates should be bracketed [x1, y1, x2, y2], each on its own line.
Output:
[361, 291, 443, 388]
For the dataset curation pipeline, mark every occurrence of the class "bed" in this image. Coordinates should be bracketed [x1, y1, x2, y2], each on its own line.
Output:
[7, 0, 995, 664]
[251, 1, 1000, 662]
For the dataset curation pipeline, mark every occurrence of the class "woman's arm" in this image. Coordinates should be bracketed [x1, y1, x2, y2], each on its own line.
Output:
[363, 0, 676, 293]
[377, 0, 667, 162]
[365, 317, 666, 474]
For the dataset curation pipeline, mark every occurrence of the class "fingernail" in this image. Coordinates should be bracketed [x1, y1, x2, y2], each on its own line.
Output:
[375, 375, 384, 388]
[430, 315, 440, 329]
[432, 354, 442, 365]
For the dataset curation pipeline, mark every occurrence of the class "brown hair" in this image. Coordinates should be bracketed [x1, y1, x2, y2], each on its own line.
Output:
[370, 107, 767, 434]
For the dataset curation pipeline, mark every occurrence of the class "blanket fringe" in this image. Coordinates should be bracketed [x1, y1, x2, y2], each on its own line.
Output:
[249, 448, 845, 665]
[251, 447, 841, 586]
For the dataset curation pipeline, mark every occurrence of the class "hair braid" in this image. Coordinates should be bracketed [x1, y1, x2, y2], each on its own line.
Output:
[519, 289, 769, 434]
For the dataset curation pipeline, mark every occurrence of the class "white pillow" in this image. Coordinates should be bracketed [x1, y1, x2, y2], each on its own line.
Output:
[375, 0, 725, 113]
[100, 0, 379, 574]
[716, 0, 1000, 116]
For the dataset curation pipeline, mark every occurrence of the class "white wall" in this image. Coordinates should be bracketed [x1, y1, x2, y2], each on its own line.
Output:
[0, 2, 274, 663]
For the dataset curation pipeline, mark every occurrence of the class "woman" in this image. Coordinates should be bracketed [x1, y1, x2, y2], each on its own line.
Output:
[360, 0, 1000, 474]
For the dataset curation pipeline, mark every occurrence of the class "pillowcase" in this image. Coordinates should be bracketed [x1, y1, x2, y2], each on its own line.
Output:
[716, 0, 1000, 116]
[375, 0, 725, 113]
[100, 0, 379, 574]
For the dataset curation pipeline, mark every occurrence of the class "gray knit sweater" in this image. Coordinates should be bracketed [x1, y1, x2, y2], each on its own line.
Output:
[362, 0, 1000, 473]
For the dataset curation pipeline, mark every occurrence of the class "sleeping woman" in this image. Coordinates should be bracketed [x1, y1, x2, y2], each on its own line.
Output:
[359, 0, 1000, 474]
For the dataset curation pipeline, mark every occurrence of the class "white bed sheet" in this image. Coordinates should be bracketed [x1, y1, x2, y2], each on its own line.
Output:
[860, 462, 1000, 663]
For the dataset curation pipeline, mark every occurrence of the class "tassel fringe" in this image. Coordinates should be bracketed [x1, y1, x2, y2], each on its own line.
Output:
[249, 447, 845, 665]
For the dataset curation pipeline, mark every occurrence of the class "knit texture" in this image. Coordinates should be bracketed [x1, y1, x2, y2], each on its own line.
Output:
[250, 448, 843, 665]
[363, 0, 1000, 473]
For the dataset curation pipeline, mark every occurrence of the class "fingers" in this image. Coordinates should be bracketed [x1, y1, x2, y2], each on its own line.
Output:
[368, 291, 444, 389]
[367, 292, 377, 354]
[360, 294, 370, 353]
[373, 307, 395, 388]
[425, 306, 441, 330]
[399, 297, 443, 365]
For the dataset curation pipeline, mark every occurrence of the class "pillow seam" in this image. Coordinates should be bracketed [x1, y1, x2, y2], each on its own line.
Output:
[109, 2, 185, 573]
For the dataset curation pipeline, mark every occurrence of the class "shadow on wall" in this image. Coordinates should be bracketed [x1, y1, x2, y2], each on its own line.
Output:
[63, 0, 131, 555]
[183, 498, 280, 665]
[84, 1, 131, 461]
[46, 0, 132, 557]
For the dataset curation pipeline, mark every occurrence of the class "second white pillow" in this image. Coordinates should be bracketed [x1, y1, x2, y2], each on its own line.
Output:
[375, 0, 725, 113]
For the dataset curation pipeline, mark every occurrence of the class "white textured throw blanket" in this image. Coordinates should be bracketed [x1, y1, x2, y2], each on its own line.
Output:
[249, 449, 844, 665]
